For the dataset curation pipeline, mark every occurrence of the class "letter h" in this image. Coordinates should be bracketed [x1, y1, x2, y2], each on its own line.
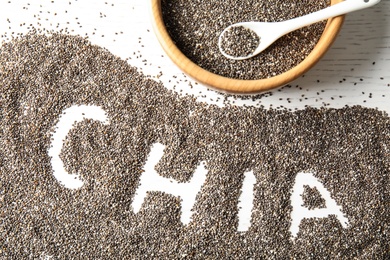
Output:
[132, 143, 207, 225]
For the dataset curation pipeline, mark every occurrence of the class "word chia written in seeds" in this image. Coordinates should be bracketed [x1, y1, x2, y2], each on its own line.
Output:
[50, 109, 350, 235]
[0, 32, 388, 259]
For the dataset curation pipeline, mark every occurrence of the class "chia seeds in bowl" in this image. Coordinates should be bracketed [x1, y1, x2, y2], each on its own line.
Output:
[161, 0, 330, 80]
[151, 0, 344, 93]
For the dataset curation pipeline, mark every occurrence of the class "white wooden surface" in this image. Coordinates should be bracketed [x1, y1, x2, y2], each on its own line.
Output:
[0, 0, 389, 113]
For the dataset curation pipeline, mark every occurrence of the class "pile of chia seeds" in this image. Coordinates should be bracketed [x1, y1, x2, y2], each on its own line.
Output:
[162, 0, 330, 80]
[0, 32, 388, 259]
[301, 186, 327, 210]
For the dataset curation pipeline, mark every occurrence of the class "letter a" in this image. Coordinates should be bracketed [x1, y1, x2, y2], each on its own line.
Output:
[290, 172, 349, 238]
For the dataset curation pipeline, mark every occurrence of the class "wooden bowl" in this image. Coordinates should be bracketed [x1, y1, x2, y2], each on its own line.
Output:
[150, 0, 345, 94]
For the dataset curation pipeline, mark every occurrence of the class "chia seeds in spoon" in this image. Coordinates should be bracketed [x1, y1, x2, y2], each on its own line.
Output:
[220, 26, 260, 58]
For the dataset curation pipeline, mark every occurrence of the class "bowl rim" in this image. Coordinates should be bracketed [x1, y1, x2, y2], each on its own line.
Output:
[150, 0, 345, 94]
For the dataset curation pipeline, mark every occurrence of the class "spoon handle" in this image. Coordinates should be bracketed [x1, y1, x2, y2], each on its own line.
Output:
[279, 0, 381, 34]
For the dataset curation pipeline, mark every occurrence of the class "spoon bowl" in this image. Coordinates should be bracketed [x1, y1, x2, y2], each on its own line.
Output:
[219, 0, 381, 60]
[218, 22, 287, 61]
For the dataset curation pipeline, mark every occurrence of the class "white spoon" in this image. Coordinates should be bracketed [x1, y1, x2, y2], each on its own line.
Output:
[218, 0, 381, 60]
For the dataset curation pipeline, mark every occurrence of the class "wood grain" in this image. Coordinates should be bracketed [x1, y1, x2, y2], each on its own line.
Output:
[150, 0, 345, 94]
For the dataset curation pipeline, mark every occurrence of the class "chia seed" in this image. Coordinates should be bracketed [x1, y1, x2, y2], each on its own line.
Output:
[220, 26, 260, 58]
[301, 185, 327, 210]
[0, 31, 388, 259]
